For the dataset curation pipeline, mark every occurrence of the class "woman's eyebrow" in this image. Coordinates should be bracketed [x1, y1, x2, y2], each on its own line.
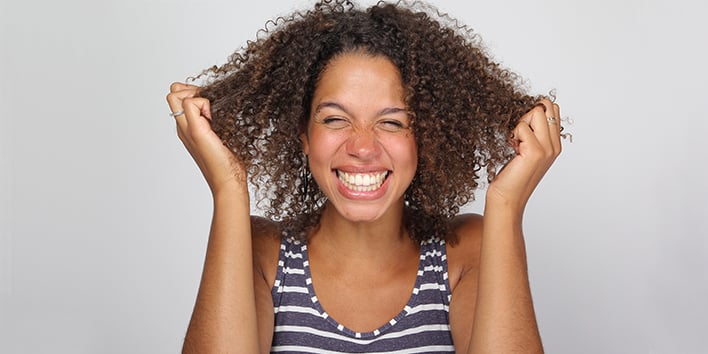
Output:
[314, 101, 350, 115]
[378, 107, 407, 116]
[314, 101, 407, 117]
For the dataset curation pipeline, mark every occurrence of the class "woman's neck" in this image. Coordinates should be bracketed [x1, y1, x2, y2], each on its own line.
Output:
[308, 201, 416, 264]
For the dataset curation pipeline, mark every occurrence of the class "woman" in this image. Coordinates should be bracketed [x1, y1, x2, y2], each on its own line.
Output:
[166, 1, 562, 352]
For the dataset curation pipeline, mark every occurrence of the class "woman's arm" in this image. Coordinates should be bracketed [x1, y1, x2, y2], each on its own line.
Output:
[459, 99, 561, 353]
[182, 185, 261, 353]
[469, 200, 542, 353]
[166, 83, 266, 353]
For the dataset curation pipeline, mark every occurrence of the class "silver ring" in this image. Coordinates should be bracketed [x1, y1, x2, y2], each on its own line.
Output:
[546, 116, 558, 124]
[169, 110, 185, 117]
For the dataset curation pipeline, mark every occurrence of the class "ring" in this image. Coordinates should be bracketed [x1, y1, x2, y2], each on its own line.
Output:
[169, 110, 185, 117]
[546, 116, 558, 124]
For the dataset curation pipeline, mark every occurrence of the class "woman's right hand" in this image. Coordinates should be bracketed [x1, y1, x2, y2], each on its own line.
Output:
[166, 82, 247, 195]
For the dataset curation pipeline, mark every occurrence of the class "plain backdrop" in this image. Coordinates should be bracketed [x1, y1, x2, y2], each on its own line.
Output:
[1, 0, 707, 353]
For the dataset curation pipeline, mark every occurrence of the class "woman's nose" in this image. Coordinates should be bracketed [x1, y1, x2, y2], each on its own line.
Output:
[345, 130, 381, 160]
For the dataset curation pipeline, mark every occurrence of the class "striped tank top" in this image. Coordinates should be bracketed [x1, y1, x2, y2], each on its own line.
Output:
[270, 237, 455, 353]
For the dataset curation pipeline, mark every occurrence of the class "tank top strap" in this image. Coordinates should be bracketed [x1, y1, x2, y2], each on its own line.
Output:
[412, 237, 452, 308]
[271, 237, 306, 309]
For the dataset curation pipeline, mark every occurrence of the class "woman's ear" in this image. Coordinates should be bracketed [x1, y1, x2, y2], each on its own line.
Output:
[300, 133, 310, 155]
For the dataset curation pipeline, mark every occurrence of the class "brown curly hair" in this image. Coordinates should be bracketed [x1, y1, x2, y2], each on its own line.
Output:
[196, 0, 542, 241]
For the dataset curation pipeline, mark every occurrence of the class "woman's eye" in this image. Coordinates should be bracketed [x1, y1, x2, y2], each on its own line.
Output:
[379, 120, 407, 132]
[321, 116, 349, 129]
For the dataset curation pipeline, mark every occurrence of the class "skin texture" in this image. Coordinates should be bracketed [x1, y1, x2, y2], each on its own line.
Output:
[166, 1, 563, 352]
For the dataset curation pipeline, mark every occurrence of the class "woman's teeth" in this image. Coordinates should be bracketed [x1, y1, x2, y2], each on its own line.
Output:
[337, 170, 389, 192]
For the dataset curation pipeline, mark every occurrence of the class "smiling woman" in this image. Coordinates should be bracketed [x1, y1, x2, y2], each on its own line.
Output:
[303, 52, 417, 223]
[166, 0, 561, 353]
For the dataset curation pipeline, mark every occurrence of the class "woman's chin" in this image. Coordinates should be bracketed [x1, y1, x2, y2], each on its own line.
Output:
[324, 195, 404, 225]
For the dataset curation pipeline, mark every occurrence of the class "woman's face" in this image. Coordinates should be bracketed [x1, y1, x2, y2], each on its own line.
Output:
[302, 52, 417, 223]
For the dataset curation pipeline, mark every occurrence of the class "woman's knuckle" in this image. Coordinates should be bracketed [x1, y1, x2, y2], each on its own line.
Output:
[166, 92, 178, 104]
[170, 82, 183, 92]
[545, 148, 555, 159]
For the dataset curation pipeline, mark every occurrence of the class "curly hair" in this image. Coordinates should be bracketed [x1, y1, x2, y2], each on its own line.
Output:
[196, 0, 542, 241]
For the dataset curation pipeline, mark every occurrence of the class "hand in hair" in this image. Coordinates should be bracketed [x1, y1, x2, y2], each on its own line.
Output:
[166, 82, 247, 196]
[487, 98, 563, 210]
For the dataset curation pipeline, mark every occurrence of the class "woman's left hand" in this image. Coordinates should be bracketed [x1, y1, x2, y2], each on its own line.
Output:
[486, 99, 562, 211]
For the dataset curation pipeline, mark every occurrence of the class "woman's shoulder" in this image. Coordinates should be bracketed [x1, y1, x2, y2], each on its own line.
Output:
[250, 215, 282, 284]
[251, 215, 281, 238]
[449, 213, 483, 241]
[446, 213, 483, 290]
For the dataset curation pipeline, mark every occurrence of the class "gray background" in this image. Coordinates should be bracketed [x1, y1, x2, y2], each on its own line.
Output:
[2, 0, 706, 353]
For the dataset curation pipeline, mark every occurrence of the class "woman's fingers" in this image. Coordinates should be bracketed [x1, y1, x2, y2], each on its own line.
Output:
[170, 81, 198, 92]
[166, 83, 198, 131]
[527, 100, 551, 149]
[536, 98, 562, 155]
[493, 99, 564, 206]
[182, 96, 216, 145]
[167, 83, 208, 146]
[167, 82, 198, 109]
[516, 99, 562, 161]
[167, 83, 246, 193]
[550, 102, 562, 154]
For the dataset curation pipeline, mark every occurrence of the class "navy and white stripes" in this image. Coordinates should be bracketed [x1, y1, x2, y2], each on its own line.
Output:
[270, 237, 455, 353]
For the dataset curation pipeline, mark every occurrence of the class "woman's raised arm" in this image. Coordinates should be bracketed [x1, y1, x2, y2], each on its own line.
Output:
[467, 99, 561, 353]
[166, 83, 269, 353]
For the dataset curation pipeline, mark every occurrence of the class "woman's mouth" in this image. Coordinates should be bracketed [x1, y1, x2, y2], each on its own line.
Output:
[336, 170, 390, 192]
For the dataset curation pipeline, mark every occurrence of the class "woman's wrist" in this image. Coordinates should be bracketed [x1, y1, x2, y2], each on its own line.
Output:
[211, 181, 250, 206]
